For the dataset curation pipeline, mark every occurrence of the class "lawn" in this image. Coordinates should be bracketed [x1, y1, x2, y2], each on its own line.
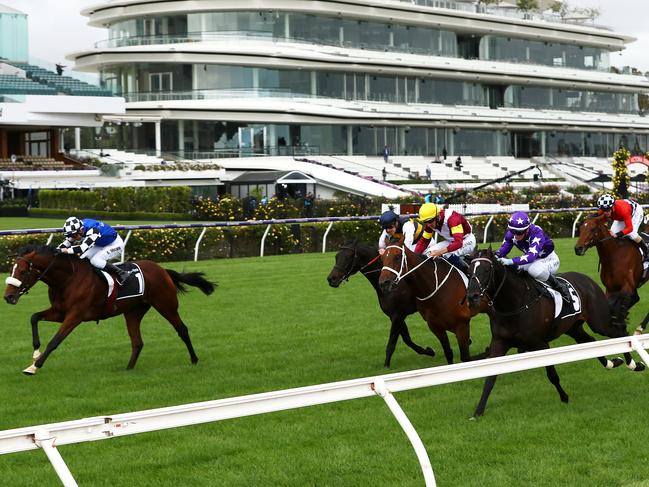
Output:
[0, 238, 647, 486]
[0, 216, 195, 231]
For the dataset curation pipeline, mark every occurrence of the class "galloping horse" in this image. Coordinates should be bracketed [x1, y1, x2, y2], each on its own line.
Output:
[467, 248, 642, 418]
[378, 238, 487, 364]
[574, 213, 649, 330]
[4, 245, 216, 374]
[327, 240, 435, 367]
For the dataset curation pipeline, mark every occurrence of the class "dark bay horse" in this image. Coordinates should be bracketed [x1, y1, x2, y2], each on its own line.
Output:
[378, 239, 488, 364]
[574, 213, 649, 331]
[4, 245, 215, 374]
[327, 240, 435, 367]
[467, 248, 643, 418]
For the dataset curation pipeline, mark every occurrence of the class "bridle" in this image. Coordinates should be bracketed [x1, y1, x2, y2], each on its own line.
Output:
[5, 253, 57, 296]
[332, 245, 381, 283]
[380, 244, 452, 301]
[469, 256, 544, 315]
[579, 218, 613, 251]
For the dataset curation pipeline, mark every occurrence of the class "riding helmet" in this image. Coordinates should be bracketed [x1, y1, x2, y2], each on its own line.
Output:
[418, 203, 438, 223]
[507, 211, 531, 231]
[597, 194, 615, 211]
[63, 216, 83, 236]
[379, 210, 399, 229]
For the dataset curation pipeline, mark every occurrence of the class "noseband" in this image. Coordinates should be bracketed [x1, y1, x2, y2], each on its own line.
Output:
[468, 257, 506, 307]
[5, 254, 57, 296]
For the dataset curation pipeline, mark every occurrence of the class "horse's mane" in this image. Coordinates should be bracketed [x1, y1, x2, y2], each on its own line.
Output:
[17, 244, 57, 256]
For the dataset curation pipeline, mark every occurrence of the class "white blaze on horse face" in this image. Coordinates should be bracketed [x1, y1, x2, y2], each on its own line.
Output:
[11, 263, 17, 277]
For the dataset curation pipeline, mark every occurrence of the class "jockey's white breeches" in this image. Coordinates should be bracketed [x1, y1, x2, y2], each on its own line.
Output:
[429, 233, 476, 258]
[611, 205, 644, 240]
[82, 235, 124, 269]
[518, 251, 560, 281]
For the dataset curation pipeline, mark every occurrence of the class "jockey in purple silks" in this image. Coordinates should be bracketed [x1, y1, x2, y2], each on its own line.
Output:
[495, 211, 571, 302]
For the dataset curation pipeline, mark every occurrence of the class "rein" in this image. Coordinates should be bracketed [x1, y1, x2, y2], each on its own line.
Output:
[469, 257, 544, 316]
[333, 246, 381, 284]
[12, 253, 59, 296]
[381, 244, 453, 301]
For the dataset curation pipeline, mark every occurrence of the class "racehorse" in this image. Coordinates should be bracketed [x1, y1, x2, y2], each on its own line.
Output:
[467, 248, 643, 418]
[574, 213, 649, 331]
[327, 240, 435, 367]
[4, 245, 215, 374]
[378, 238, 488, 364]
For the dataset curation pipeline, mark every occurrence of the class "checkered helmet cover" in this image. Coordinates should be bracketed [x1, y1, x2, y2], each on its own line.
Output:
[508, 211, 530, 231]
[597, 194, 615, 211]
[63, 217, 82, 236]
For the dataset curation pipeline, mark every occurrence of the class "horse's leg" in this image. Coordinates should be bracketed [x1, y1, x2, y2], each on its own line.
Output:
[29, 308, 64, 363]
[25, 317, 83, 375]
[454, 320, 476, 362]
[124, 305, 151, 370]
[399, 322, 435, 358]
[565, 323, 624, 369]
[384, 318, 401, 368]
[473, 338, 510, 418]
[636, 309, 649, 335]
[430, 327, 453, 364]
[526, 340, 569, 403]
[153, 304, 199, 365]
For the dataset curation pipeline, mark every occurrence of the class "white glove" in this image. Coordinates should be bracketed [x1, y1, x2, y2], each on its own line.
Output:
[498, 257, 514, 266]
[61, 248, 73, 255]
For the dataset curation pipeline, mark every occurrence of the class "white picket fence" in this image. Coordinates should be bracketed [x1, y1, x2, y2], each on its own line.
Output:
[1, 334, 648, 487]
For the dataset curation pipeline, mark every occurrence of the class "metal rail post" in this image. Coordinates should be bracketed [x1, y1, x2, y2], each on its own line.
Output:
[571, 212, 583, 238]
[120, 230, 132, 264]
[194, 228, 207, 262]
[46, 233, 54, 246]
[373, 378, 436, 487]
[532, 213, 540, 224]
[322, 222, 334, 253]
[483, 215, 494, 244]
[35, 430, 78, 487]
[260, 224, 272, 257]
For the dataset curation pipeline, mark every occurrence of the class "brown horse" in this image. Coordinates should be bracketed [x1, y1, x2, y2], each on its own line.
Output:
[327, 240, 436, 367]
[467, 248, 642, 418]
[4, 245, 215, 374]
[574, 213, 649, 330]
[378, 238, 487, 364]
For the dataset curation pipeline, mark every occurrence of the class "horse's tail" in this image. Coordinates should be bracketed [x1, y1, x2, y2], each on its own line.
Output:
[165, 269, 216, 296]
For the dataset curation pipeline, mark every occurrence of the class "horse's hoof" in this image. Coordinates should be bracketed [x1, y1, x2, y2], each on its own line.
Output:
[608, 358, 624, 368]
[469, 416, 477, 421]
[425, 347, 435, 357]
[633, 362, 646, 372]
[634, 328, 644, 336]
[22, 364, 38, 375]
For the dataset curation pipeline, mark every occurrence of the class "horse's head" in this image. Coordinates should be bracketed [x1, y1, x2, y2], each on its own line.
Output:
[4, 246, 54, 305]
[575, 214, 608, 256]
[327, 240, 361, 287]
[467, 248, 501, 310]
[378, 238, 406, 294]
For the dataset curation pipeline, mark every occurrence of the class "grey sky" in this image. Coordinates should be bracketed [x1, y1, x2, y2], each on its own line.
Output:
[1, 0, 648, 73]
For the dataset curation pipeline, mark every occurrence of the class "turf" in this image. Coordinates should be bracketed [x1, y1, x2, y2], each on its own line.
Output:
[0, 238, 648, 486]
[0, 217, 195, 231]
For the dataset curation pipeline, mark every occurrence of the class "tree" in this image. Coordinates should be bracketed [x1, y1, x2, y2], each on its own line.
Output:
[517, 0, 540, 12]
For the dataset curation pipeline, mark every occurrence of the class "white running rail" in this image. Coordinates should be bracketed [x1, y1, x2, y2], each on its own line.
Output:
[1, 335, 648, 487]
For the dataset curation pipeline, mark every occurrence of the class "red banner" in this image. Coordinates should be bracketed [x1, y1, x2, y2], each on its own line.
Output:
[626, 156, 649, 166]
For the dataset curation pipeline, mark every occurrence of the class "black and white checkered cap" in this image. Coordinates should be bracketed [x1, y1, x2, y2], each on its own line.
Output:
[597, 194, 615, 211]
[63, 217, 82, 236]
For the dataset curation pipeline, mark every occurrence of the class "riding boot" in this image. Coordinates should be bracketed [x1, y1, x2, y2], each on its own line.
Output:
[447, 254, 469, 275]
[639, 239, 649, 262]
[104, 263, 131, 286]
[546, 275, 571, 303]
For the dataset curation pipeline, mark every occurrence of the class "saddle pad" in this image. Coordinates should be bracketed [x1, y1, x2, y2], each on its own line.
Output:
[100, 262, 145, 300]
[539, 278, 581, 319]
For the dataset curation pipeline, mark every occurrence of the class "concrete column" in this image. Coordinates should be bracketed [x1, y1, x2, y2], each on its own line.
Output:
[178, 119, 185, 156]
[311, 71, 317, 96]
[155, 121, 162, 157]
[75, 128, 81, 150]
[541, 131, 546, 157]
[347, 126, 353, 156]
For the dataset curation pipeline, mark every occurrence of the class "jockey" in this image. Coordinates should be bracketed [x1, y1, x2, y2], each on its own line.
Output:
[57, 216, 131, 285]
[596, 194, 649, 261]
[495, 211, 571, 302]
[377, 210, 427, 255]
[414, 203, 475, 273]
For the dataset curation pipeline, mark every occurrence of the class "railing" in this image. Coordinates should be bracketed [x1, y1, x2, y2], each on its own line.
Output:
[2, 334, 647, 486]
[0, 206, 619, 261]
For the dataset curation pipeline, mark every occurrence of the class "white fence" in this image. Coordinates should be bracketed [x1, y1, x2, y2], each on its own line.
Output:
[1, 335, 648, 487]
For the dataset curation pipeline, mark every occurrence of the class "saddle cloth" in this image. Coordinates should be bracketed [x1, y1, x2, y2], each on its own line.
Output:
[538, 277, 581, 319]
[640, 232, 649, 276]
[441, 257, 469, 287]
[100, 262, 145, 300]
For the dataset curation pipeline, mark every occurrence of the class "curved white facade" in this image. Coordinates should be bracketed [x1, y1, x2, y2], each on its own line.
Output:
[71, 0, 649, 159]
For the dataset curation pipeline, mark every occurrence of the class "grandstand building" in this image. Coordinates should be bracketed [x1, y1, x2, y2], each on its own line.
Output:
[72, 0, 649, 162]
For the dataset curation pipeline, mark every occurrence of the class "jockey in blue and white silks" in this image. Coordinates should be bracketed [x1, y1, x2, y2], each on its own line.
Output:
[495, 211, 571, 302]
[57, 217, 131, 285]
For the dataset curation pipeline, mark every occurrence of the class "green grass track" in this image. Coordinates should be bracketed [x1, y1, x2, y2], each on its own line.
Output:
[0, 238, 647, 486]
